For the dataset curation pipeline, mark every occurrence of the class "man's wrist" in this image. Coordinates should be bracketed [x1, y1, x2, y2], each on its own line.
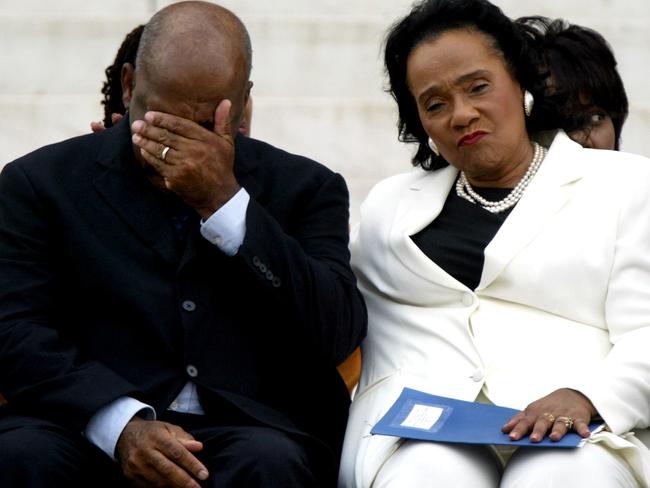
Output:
[85, 397, 155, 460]
[196, 184, 242, 220]
[200, 187, 249, 255]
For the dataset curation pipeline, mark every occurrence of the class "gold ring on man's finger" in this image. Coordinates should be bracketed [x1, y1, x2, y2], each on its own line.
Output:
[161, 146, 171, 161]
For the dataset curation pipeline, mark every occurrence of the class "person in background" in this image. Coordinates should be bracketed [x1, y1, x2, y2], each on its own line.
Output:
[518, 16, 628, 150]
[99, 24, 145, 129]
[0, 2, 366, 486]
[91, 23, 253, 136]
[339, 0, 650, 486]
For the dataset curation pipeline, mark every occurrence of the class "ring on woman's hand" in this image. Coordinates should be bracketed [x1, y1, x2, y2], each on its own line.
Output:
[541, 412, 556, 423]
[161, 146, 171, 161]
[556, 416, 574, 429]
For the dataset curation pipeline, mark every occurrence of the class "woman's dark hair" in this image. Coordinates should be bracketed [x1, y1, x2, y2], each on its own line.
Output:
[100, 24, 145, 128]
[384, 0, 545, 170]
[517, 16, 628, 150]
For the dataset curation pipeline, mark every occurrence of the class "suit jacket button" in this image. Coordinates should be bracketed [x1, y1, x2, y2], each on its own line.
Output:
[272, 277, 281, 288]
[259, 263, 267, 273]
[265, 271, 274, 280]
[186, 365, 198, 378]
[471, 369, 484, 382]
[253, 256, 261, 267]
[182, 300, 196, 312]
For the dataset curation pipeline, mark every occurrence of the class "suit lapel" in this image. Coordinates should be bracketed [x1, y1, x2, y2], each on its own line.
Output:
[92, 118, 180, 266]
[478, 133, 586, 290]
[388, 165, 468, 292]
[233, 134, 262, 201]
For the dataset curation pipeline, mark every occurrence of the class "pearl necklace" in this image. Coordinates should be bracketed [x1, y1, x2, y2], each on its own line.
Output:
[455, 142, 547, 214]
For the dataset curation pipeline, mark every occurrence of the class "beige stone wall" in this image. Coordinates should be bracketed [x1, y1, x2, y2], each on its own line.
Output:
[1, 0, 648, 223]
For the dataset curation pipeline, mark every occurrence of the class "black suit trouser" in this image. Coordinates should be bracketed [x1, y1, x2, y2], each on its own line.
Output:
[0, 410, 325, 487]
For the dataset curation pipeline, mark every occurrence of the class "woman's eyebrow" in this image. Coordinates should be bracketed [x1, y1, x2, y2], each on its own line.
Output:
[417, 69, 491, 104]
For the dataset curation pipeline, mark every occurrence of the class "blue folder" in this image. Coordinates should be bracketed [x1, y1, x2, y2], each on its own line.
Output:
[371, 388, 604, 448]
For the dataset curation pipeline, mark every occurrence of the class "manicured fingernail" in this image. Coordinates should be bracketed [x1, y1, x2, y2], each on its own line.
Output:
[131, 120, 143, 131]
[198, 469, 209, 480]
[132, 134, 141, 144]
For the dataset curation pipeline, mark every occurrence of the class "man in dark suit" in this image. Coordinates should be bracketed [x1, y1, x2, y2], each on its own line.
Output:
[0, 2, 366, 487]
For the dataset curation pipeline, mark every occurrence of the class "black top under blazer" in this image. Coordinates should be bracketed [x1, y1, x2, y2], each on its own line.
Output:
[0, 117, 367, 465]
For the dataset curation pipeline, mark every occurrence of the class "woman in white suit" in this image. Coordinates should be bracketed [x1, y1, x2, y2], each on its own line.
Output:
[340, 0, 650, 486]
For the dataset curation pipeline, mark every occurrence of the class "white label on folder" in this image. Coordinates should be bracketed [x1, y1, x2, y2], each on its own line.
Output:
[400, 403, 444, 430]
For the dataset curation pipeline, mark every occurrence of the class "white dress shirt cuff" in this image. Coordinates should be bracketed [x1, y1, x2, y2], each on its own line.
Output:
[85, 396, 155, 460]
[200, 188, 250, 256]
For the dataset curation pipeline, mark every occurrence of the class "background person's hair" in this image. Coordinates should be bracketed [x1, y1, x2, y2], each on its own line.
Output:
[518, 16, 628, 150]
[384, 0, 547, 170]
[100, 24, 145, 128]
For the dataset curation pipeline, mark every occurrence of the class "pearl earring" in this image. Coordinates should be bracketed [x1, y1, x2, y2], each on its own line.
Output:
[524, 90, 534, 117]
[427, 137, 439, 156]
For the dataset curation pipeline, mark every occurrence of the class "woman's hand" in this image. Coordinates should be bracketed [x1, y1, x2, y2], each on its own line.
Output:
[90, 113, 124, 133]
[502, 388, 597, 442]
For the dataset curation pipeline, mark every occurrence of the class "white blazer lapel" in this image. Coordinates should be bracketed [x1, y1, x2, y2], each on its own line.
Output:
[388, 165, 469, 293]
[478, 133, 587, 290]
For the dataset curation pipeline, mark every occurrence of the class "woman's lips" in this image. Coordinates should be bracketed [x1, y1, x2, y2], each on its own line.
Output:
[458, 131, 487, 146]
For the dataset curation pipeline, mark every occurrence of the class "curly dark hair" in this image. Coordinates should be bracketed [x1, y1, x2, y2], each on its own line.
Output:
[384, 0, 548, 170]
[517, 16, 628, 150]
[100, 24, 145, 128]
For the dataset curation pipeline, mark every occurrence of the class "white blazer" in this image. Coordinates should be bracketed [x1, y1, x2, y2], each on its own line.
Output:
[340, 132, 650, 487]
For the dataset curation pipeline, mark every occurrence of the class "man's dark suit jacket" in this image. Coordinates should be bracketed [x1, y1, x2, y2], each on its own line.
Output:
[0, 118, 367, 467]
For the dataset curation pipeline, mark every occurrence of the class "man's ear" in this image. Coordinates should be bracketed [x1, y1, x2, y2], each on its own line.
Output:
[245, 80, 253, 101]
[121, 63, 135, 110]
[240, 81, 253, 136]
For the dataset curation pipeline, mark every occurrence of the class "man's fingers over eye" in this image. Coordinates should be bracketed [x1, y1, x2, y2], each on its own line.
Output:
[131, 121, 178, 150]
[134, 138, 173, 166]
[144, 111, 205, 139]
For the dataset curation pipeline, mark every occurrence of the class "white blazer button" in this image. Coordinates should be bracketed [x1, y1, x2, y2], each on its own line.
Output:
[471, 369, 484, 382]
[462, 293, 474, 306]
[186, 365, 198, 377]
